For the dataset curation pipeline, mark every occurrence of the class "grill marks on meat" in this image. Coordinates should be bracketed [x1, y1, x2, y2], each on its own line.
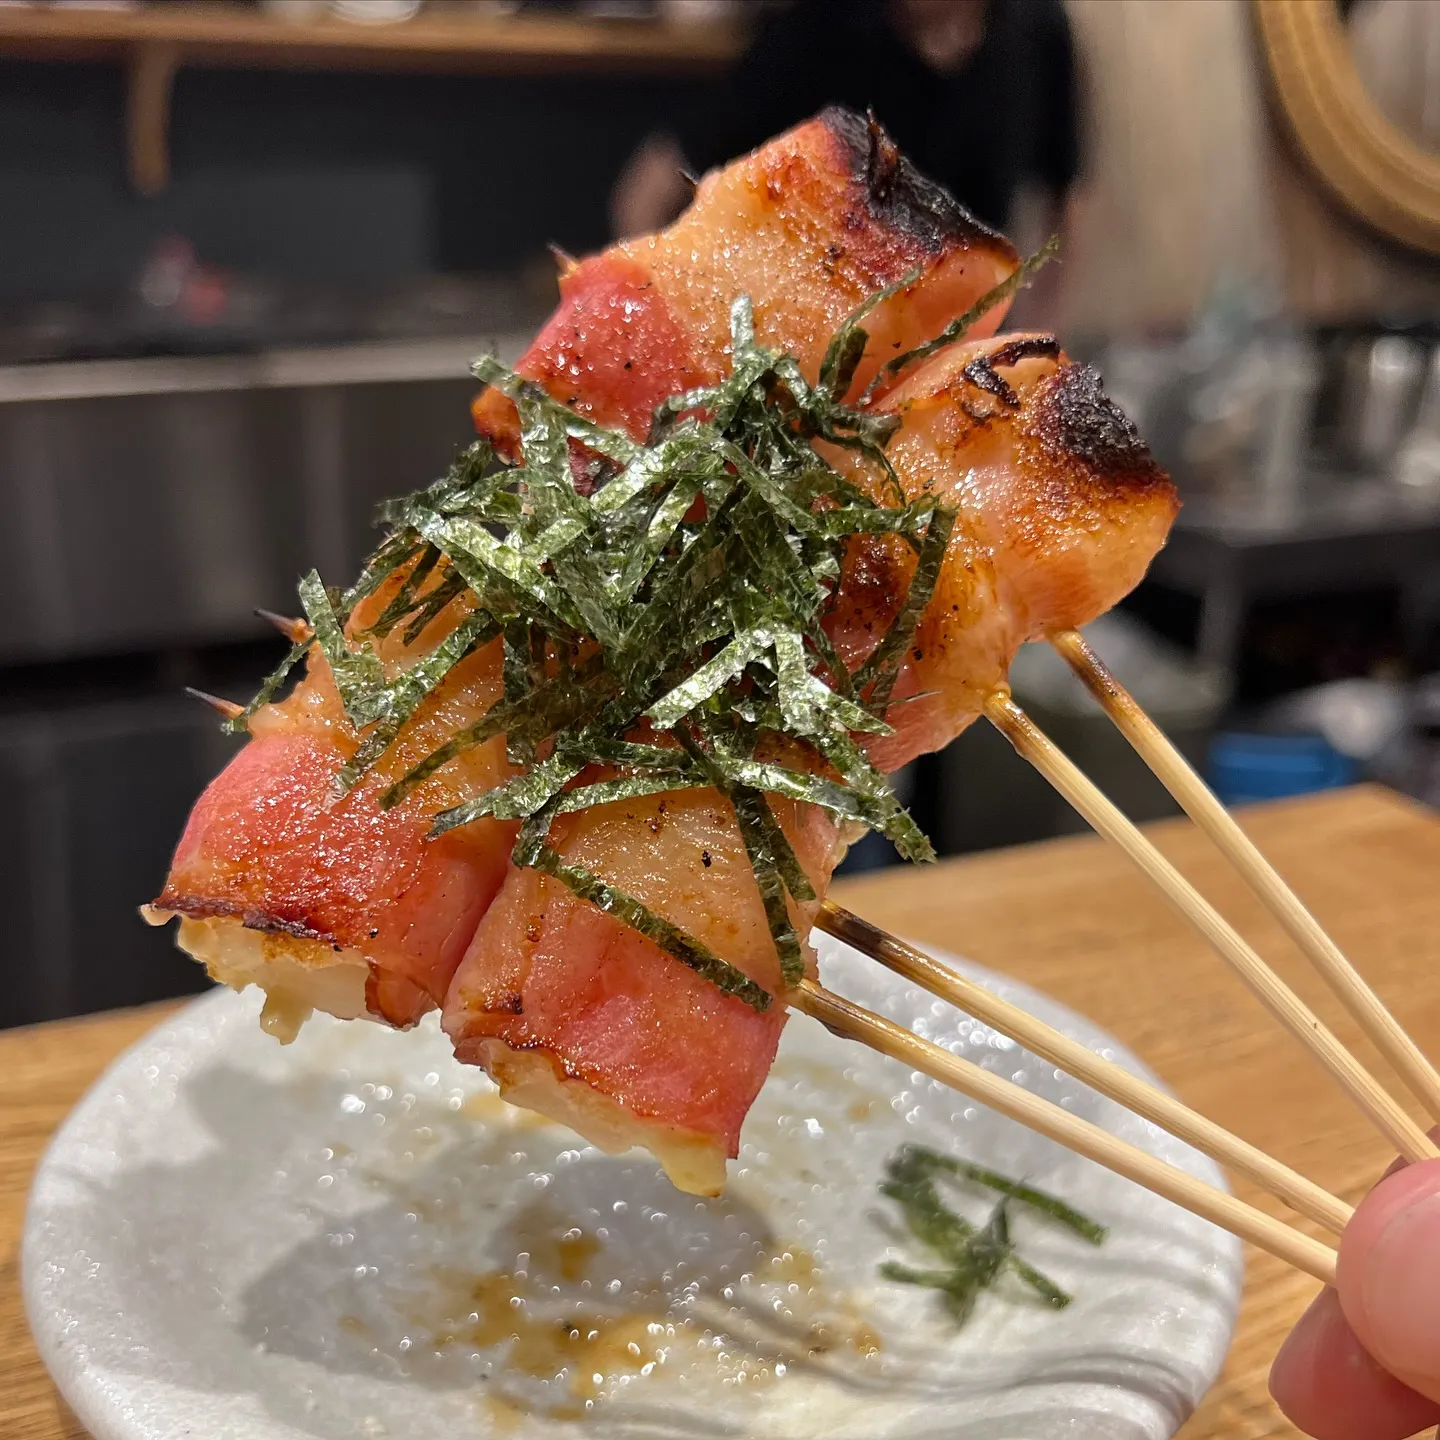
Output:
[157, 106, 1016, 1055]
[442, 335, 1177, 1178]
[473, 107, 1020, 449]
[830, 334, 1179, 770]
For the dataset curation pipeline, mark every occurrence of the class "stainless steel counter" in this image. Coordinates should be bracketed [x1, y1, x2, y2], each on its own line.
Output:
[0, 333, 527, 664]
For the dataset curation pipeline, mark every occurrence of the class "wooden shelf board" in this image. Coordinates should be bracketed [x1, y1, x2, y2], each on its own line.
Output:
[0, 3, 745, 75]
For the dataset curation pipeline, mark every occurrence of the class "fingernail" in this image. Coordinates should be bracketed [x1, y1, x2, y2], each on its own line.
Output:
[1344, 1160, 1440, 1385]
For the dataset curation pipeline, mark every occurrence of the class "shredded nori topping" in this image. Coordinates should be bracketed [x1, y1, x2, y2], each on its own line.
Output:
[878, 1143, 1105, 1324]
[226, 259, 1049, 1012]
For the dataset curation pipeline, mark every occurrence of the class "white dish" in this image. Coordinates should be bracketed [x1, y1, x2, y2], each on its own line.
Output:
[24, 934, 1241, 1440]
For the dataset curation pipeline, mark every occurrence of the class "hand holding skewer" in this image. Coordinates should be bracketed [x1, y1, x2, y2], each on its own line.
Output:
[1272, 1151, 1440, 1437]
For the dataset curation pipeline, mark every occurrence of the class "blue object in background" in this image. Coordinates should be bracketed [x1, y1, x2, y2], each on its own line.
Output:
[1207, 732, 1357, 806]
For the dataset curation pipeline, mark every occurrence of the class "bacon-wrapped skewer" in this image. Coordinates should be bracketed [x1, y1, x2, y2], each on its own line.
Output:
[148, 109, 1175, 1196]
[149, 108, 1021, 1044]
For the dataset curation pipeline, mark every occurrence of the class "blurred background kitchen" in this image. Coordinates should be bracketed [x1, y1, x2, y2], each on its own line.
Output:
[2, 0, 1438, 1027]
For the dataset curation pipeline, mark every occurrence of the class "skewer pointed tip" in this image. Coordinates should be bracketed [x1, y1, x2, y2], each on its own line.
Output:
[547, 243, 578, 279]
[256, 608, 311, 645]
[184, 687, 245, 721]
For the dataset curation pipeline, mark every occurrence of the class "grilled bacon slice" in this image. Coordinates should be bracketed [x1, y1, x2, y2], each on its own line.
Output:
[472, 105, 1019, 445]
[445, 791, 842, 1196]
[150, 612, 519, 1036]
[829, 335, 1180, 773]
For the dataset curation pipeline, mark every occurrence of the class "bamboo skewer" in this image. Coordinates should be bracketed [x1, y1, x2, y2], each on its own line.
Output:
[1049, 627, 1440, 1122]
[794, 978, 1340, 1286]
[983, 690, 1439, 1165]
[817, 900, 1353, 1235]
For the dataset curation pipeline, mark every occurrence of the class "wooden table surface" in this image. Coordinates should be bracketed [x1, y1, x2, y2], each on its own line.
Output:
[4, 784, 1439, 1439]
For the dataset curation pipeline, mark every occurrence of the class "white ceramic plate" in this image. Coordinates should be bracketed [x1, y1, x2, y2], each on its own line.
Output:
[25, 935, 1242, 1440]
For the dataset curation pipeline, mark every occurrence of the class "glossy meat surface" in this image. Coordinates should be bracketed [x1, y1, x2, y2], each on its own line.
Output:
[473, 106, 1018, 446]
[445, 791, 842, 1193]
[443, 338, 1178, 1177]
[155, 613, 518, 1030]
[831, 335, 1180, 770]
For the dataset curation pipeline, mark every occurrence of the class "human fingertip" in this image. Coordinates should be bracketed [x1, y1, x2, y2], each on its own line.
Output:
[1270, 1286, 1440, 1438]
[1269, 1287, 1332, 1431]
[1339, 1157, 1440, 1403]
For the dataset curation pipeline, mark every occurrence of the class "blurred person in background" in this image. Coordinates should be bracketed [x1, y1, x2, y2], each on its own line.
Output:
[611, 0, 1082, 328]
